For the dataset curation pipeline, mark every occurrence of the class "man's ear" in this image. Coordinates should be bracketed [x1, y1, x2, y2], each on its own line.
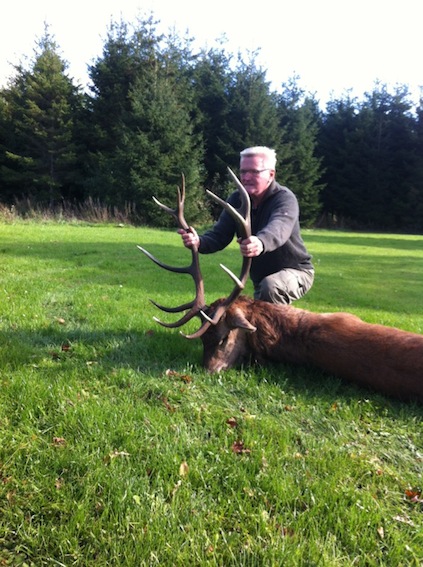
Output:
[230, 308, 257, 332]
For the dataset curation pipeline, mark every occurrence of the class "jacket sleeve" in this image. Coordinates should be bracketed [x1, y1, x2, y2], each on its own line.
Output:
[255, 190, 299, 253]
[198, 195, 238, 254]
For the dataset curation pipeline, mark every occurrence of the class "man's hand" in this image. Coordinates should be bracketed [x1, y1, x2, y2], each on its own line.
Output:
[178, 227, 200, 249]
[238, 236, 264, 257]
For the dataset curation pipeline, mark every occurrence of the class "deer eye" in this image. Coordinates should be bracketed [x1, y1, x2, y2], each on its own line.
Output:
[218, 335, 229, 347]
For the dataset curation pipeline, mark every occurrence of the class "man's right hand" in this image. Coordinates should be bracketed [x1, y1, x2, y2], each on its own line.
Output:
[178, 227, 200, 249]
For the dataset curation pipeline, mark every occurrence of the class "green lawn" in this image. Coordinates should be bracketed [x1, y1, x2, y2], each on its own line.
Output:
[0, 221, 422, 566]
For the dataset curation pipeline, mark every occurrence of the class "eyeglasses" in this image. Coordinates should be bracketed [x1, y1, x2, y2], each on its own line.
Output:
[239, 168, 270, 176]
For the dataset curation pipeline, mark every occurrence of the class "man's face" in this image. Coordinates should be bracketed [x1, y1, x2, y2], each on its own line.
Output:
[239, 155, 275, 205]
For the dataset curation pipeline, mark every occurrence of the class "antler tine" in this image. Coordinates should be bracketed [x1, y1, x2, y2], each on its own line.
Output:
[139, 168, 253, 339]
[206, 167, 252, 296]
[183, 168, 253, 338]
[138, 174, 206, 328]
[152, 179, 189, 232]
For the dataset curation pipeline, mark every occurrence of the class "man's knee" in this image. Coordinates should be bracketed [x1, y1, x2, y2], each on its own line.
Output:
[254, 274, 292, 304]
[254, 269, 314, 305]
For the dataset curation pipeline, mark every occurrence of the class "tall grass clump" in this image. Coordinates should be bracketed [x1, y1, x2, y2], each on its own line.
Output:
[0, 220, 421, 566]
[0, 198, 140, 225]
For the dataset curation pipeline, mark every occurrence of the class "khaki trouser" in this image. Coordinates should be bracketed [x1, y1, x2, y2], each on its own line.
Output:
[253, 268, 315, 305]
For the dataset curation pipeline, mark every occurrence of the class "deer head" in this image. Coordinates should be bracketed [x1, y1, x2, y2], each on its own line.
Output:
[138, 168, 256, 369]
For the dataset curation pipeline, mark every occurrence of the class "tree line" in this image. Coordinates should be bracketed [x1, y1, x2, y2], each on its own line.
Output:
[0, 16, 422, 232]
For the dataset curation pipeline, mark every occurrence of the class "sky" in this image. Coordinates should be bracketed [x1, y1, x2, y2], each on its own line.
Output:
[1, 0, 422, 108]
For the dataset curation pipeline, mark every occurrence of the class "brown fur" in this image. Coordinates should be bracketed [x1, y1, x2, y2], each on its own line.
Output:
[201, 296, 423, 402]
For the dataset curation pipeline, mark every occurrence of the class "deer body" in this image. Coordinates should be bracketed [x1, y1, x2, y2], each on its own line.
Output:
[202, 296, 423, 402]
[139, 170, 422, 403]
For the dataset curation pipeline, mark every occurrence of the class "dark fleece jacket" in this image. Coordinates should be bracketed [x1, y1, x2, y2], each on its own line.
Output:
[199, 180, 313, 286]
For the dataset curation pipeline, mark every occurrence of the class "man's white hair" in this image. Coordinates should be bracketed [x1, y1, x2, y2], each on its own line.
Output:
[240, 146, 277, 169]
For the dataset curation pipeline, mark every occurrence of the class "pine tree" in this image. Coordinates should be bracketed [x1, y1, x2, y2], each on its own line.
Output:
[318, 84, 420, 231]
[190, 45, 234, 192]
[225, 53, 283, 162]
[318, 93, 359, 225]
[276, 78, 323, 226]
[0, 24, 83, 204]
[85, 15, 205, 226]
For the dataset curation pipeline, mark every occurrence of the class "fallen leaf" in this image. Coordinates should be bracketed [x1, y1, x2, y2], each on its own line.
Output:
[179, 461, 189, 477]
[393, 515, 414, 526]
[377, 526, 384, 539]
[161, 396, 176, 412]
[103, 450, 130, 464]
[61, 343, 71, 352]
[166, 369, 178, 376]
[232, 440, 251, 455]
[392, 516, 414, 526]
[6, 491, 16, 503]
[405, 487, 422, 503]
[133, 495, 141, 506]
[110, 450, 130, 459]
[165, 369, 192, 383]
[226, 417, 238, 428]
[52, 437, 66, 446]
[56, 317, 66, 325]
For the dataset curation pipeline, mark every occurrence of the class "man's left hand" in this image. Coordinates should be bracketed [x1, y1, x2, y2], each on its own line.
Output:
[238, 236, 264, 257]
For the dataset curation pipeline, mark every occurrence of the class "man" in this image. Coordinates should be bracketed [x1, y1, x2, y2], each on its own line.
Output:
[179, 146, 314, 304]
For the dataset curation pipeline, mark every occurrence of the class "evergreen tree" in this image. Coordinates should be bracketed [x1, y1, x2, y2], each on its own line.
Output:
[202, 51, 286, 213]
[318, 93, 359, 225]
[319, 84, 421, 231]
[225, 53, 283, 164]
[85, 15, 204, 226]
[413, 97, 423, 231]
[0, 24, 83, 204]
[276, 78, 324, 226]
[190, 45, 234, 191]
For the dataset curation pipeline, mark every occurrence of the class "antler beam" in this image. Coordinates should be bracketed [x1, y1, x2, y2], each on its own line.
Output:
[137, 174, 205, 328]
[138, 168, 252, 337]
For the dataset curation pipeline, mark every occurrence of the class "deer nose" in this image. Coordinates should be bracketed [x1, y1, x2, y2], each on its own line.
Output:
[205, 360, 228, 373]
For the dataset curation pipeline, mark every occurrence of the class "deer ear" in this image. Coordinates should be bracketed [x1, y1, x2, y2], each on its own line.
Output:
[231, 308, 257, 332]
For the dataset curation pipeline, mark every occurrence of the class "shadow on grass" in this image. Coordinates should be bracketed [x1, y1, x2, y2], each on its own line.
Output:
[251, 359, 423, 415]
[0, 325, 203, 374]
[1, 324, 422, 419]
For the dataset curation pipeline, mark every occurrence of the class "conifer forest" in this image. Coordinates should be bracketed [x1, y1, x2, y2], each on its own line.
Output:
[1, 17, 422, 232]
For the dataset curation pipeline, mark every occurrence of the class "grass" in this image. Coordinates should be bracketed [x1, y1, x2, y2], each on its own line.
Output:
[0, 220, 422, 566]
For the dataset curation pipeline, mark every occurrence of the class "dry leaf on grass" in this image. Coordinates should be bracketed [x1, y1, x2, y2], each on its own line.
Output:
[161, 396, 176, 412]
[232, 440, 251, 454]
[226, 417, 238, 428]
[165, 369, 193, 383]
[179, 461, 189, 477]
[405, 487, 422, 503]
[103, 450, 130, 464]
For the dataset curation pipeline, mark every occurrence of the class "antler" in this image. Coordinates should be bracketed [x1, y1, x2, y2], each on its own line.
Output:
[138, 168, 252, 337]
[186, 168, 251, 338]
[137, 174, 206, 328]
